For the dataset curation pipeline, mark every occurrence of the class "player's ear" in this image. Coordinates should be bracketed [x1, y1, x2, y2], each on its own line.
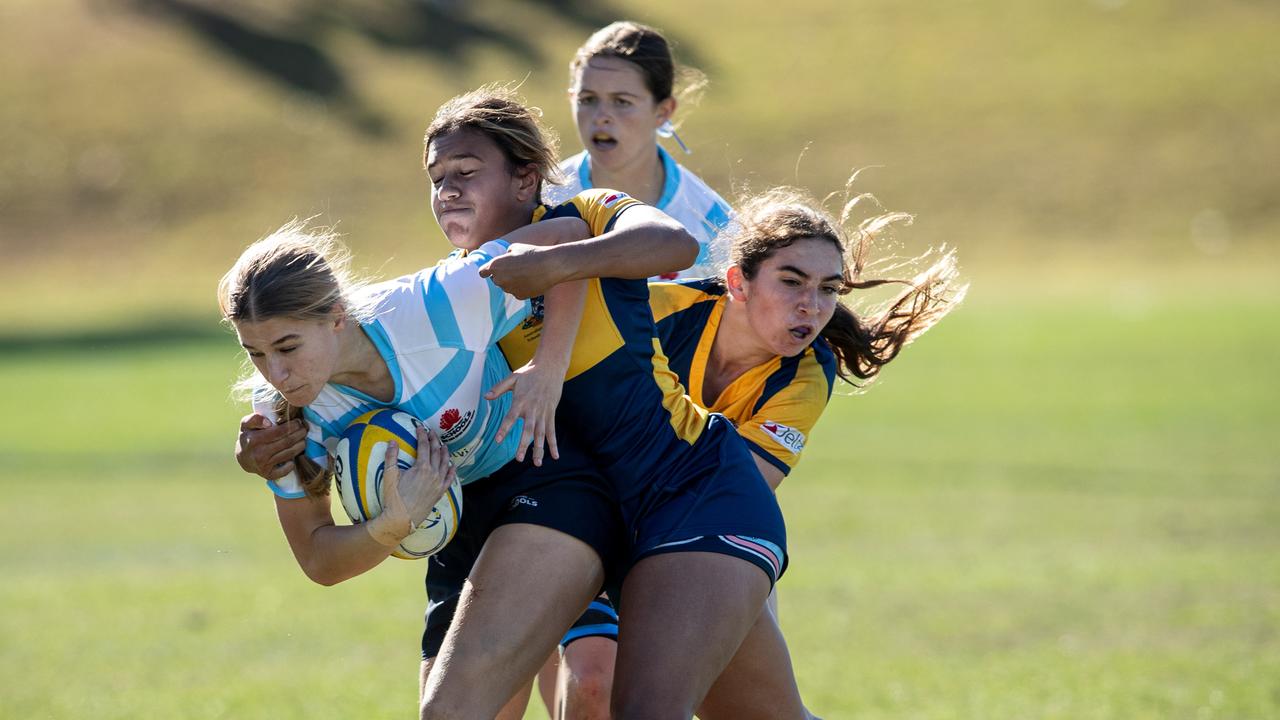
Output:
[726, 266, 749, 301]
[513, 163, 539, 203]
[330, 303, 347, 332]
[656, 96, 677, 126]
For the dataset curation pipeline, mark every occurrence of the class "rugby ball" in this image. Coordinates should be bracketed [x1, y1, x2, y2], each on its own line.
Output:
[333, 409, 463, 560]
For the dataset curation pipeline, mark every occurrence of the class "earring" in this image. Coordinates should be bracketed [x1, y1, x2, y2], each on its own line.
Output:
[657, 120, 691, 154]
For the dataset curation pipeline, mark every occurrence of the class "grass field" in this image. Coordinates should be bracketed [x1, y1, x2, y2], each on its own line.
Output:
[2, 271, 1276, 719]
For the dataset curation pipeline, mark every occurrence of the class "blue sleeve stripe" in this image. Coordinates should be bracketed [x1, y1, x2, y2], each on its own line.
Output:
[743, 438, 792, 477]
[405, 349, 475, 423]
[703, 201, 731, 237]
[305, 438, 327, 458]
[360, 320, 403, 402]
[588, 600, 619, 620]
[561, 623, 619, 646]
[302, 407, 340, 438]
[486, 273, 509, 337]
[265, 480, 307, 499]
[423, 268, 464, 346]
[655, 146, 680, 209]
[578, 154, 593, 189]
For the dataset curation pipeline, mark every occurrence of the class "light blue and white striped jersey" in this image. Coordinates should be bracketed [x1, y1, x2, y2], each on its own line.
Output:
[265, 240, 530, 499]
[542, 146, 733, 280]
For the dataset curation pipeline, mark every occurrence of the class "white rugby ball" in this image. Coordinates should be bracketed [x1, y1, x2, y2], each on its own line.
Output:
[332, 409, 462, 560]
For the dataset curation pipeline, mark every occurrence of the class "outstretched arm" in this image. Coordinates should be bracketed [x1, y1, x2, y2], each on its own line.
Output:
[487, 277, 587, 465]
[480, 206, 696, 298]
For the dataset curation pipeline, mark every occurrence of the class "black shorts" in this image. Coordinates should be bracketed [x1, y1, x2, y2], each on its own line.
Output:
[421, 441, 624, 660]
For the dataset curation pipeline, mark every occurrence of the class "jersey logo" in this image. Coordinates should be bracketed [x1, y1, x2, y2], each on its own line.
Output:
[760, 421, 805, 455]
[521, 294, 545, 330]
[438, 408, 475, 443]
[602, 192, 628, 207]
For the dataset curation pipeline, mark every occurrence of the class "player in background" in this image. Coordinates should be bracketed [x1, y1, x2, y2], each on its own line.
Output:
[529, 22, 738, 717]
[544, 21, 731, 280]
[505, 185, 966, 718]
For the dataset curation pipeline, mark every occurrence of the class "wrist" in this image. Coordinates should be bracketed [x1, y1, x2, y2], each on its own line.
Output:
[365, 512, 413, 548]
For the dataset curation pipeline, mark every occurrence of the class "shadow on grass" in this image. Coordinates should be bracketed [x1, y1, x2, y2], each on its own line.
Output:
[0, 318, 229, 356]
[117, 0, 649, 137]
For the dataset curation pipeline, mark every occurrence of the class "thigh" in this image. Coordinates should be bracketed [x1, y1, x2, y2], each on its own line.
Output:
[611, 551, 771, 719]
[421, 523, 605, 720]
[697, 600, 810, 720]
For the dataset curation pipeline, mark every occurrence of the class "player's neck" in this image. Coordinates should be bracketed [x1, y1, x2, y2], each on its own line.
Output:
[591, 148, 664, 206]
[330, 322, 394, 403]
[706, 300, 774, 401]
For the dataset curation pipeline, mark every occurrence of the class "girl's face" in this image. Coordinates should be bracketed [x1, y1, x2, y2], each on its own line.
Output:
[570, 56, 674, 173]
[235, 314, 343, 407]
[427, 128, 536, 251]
[730, 237, 845, 358]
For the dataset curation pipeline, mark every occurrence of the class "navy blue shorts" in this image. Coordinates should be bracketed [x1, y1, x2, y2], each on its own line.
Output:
[421, 441, 624, 660]
[612, 414, 788, 600]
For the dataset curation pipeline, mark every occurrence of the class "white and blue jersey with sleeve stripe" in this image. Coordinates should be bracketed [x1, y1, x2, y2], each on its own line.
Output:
[267, 240, 530, 499]
[543, 146, 733, 280]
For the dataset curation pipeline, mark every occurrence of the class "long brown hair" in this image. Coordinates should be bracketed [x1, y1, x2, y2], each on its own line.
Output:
[218, 220, 370, 497]
[726, 187, 966, 385]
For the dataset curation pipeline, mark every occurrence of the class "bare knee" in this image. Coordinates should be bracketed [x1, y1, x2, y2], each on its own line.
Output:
[561, 652, 613, 719]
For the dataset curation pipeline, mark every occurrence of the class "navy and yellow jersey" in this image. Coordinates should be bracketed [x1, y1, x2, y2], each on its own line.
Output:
[649, 278, 838, 477]
[497, 189, 710, 500]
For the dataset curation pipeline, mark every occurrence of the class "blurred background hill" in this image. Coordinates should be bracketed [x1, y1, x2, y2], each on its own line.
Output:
[2, 0, 1276, 332]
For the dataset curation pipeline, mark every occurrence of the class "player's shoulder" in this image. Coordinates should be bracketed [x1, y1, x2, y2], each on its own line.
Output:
[649, 277, 722, 323]
[673, 162, 731, 210]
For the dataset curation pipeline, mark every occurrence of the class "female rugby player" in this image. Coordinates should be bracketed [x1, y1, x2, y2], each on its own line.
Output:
[544, 20, 731, 280]
[504, 186, 966, 719]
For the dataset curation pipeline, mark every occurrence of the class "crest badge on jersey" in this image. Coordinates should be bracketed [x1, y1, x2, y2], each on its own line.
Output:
[760, 421, 805, 455]
[602, 192, 628, 208]
[438, 407, 475, 443]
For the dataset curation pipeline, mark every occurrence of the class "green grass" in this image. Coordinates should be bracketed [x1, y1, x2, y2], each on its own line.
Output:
[2, 278, 1276, 719]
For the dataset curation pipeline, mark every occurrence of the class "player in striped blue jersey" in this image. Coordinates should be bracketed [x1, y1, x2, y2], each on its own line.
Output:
[541, 21, 733, 281]
[219, 211, 602, 584]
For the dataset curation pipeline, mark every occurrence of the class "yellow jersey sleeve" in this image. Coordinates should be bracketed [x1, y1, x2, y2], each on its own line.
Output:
[558, 188, 644, 236]
[732, 351, 834, 476]
[648, 280, 713, 324]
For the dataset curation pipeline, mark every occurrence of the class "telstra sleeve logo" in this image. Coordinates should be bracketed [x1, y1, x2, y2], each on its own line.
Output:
[760, 421, 805, 455]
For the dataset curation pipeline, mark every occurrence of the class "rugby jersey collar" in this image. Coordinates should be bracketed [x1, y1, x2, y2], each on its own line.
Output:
[578, 146, 682, 211]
